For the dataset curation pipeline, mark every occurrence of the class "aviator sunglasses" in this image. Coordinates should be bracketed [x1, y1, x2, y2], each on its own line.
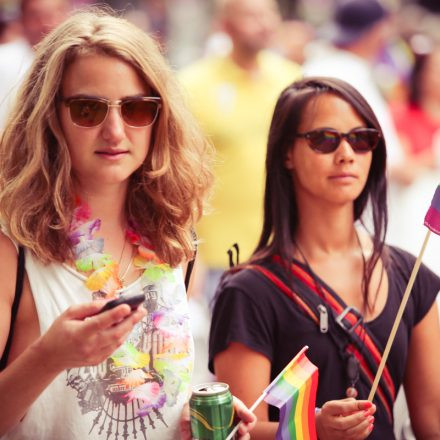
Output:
[62, 96, 162, 128]
[296, 127, 381, 154]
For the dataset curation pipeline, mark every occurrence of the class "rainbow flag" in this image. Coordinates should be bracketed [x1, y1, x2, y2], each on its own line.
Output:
[263, 346, 318, 440]
[424, 185, 440, 235]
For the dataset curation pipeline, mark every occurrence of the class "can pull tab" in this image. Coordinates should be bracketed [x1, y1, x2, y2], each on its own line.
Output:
[317, 304, 328, 333]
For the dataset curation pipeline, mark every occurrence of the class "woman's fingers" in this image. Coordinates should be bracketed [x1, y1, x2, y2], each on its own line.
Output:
[97, 307, 147, 348]
[233, 396, 256, 423]
[232, 396, 257, 437]
[63, 299, 107, 320]
[323, 398, 374, 417]
[344, 415, 374, 439]
[330, 408, 374, 432]
[89, 304, 146, 332]
[317, 399, 376, 440]
[39, 302, 147, 370]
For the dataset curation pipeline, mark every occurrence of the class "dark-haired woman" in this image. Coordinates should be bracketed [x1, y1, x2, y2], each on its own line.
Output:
[209, 77, 440, 439]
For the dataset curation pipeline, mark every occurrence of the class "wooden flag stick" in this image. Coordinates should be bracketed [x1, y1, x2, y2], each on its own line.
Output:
[368, 229, 431, 402]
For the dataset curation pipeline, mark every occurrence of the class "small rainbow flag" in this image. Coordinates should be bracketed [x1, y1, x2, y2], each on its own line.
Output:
[424, 185, 440, 235]
[263, 346, 318, 440]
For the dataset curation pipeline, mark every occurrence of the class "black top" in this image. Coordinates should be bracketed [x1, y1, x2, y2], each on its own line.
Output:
[209, 246, 440, 439]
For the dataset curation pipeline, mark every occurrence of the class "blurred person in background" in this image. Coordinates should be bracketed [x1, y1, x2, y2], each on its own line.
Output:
[0, 5, 22, 44]
[387, 37, 440, 277]
[0, 0, 70, 128]
[392, 39, 440, 172]
[179, 0, 301, 303]
[303, 0, 414, 185]
[179, 0, 301, 385]
[271, 19, 315, 65]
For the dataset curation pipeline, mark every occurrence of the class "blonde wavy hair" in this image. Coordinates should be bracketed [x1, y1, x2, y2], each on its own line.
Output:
[0, 8, 214, 266]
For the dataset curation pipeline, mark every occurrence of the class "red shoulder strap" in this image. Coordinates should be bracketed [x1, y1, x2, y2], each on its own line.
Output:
[246, 260, 395, 422]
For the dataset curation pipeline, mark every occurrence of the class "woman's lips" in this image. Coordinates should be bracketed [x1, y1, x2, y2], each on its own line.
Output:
[328, 173, 357, 182]
[95, 149, 129, 160]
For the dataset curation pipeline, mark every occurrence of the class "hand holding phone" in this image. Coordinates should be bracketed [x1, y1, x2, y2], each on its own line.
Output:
[99, 293, 146, 314]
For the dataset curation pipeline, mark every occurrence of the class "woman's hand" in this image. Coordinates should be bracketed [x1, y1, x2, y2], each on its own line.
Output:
[316, 398, 376, 440]
[179, 396, 257, 439]
[232, 396, 257, 439]
[33, 300, 146, 372]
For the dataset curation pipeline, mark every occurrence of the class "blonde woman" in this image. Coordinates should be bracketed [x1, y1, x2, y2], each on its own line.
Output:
[0, 9, 255, 439]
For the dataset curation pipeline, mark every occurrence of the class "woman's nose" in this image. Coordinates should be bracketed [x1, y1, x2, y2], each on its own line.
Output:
[334, 137, 355, 163]
[100, 106, 125, 143]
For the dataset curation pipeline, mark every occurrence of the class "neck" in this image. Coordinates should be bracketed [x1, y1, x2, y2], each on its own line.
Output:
[229, 45, 260, 72]
[294, 198, 358, 261]
[75, 181, 128, 230]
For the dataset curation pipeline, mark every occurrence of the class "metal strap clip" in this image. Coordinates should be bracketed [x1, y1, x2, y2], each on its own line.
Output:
[335, 306, 362, 334]
[317, 304, 328, 333]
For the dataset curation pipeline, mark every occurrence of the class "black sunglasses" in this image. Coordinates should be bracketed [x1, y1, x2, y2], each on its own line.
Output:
[296, 128, 381, 154]
[62, 96, 162, 128]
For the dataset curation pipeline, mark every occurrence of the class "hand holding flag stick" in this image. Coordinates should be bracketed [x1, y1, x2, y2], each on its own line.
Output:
[368, 185, 440, 402]
[225, 346, 318, 440]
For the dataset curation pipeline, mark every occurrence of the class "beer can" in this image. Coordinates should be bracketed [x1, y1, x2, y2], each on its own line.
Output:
[189, 382, 235, 440]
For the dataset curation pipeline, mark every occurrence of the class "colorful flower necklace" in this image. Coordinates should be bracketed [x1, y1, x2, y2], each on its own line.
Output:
[67, 200, 193, 419]
[68, 199, 174, 299]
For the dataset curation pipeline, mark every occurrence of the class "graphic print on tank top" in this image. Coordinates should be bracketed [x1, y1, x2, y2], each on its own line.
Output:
[65, 201, 193, 438]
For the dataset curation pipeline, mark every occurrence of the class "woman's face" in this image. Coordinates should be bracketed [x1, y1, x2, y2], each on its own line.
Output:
[59, 53, 156, 189]
[285, 93, 373, 207]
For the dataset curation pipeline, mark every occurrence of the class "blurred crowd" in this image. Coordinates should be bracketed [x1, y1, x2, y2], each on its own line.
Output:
[0, 0, 439, 438]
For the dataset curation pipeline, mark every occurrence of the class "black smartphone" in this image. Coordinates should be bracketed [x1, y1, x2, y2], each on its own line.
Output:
[99, 293, 146, 313]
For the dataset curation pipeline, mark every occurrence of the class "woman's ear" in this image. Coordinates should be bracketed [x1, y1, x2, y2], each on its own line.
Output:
[284, 147, 295, 171]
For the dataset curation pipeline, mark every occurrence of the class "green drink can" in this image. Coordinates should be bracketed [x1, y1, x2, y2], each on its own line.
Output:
[190, 382, 236, 440]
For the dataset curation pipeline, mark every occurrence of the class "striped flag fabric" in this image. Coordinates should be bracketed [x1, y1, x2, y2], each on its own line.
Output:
[263, 346, 319, 440]
[424, 185, 440, 235]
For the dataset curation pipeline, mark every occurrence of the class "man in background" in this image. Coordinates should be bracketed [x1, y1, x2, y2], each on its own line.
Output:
[303, 0, 405, 171]
[180, 0, 301, 304]
[0, 0, 70, 128]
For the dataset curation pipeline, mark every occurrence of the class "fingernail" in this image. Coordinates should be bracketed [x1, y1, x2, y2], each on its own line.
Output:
[369, 424, 374, 432]
[363, 410, 370, 417]
[368, 416, 375, 424]
[363, 401, 372, 409]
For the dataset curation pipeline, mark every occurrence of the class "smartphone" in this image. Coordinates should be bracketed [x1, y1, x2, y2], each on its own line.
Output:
[99, 293, 146, 313]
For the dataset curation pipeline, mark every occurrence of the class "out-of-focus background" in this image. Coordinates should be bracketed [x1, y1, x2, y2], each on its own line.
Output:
[0, 1, 439, 439]
[1, 0, 440, 75]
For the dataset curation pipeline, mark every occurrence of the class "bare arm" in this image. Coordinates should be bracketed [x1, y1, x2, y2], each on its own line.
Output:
[0, 233, 19, 359]
[405, 302, 440, 439]
[0, 300, 146, 435]
[214, 342, 375, 440]
[0, 234, 146, 435]
[214, 341, 278, 439]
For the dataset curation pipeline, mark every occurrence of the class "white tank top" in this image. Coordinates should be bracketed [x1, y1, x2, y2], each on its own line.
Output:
[3, 248, 194, 440]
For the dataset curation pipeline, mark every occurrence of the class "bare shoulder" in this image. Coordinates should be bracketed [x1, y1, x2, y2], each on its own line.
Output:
[0, 230, 20, 355]
[0, 231, 19, 303]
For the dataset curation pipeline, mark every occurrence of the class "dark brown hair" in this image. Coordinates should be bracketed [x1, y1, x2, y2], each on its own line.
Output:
[251, 77, 388, 310]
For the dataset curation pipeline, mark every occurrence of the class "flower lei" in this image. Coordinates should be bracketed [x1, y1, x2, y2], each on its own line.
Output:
[68, 200, 174, 299]
[68, 201, 193, 417]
